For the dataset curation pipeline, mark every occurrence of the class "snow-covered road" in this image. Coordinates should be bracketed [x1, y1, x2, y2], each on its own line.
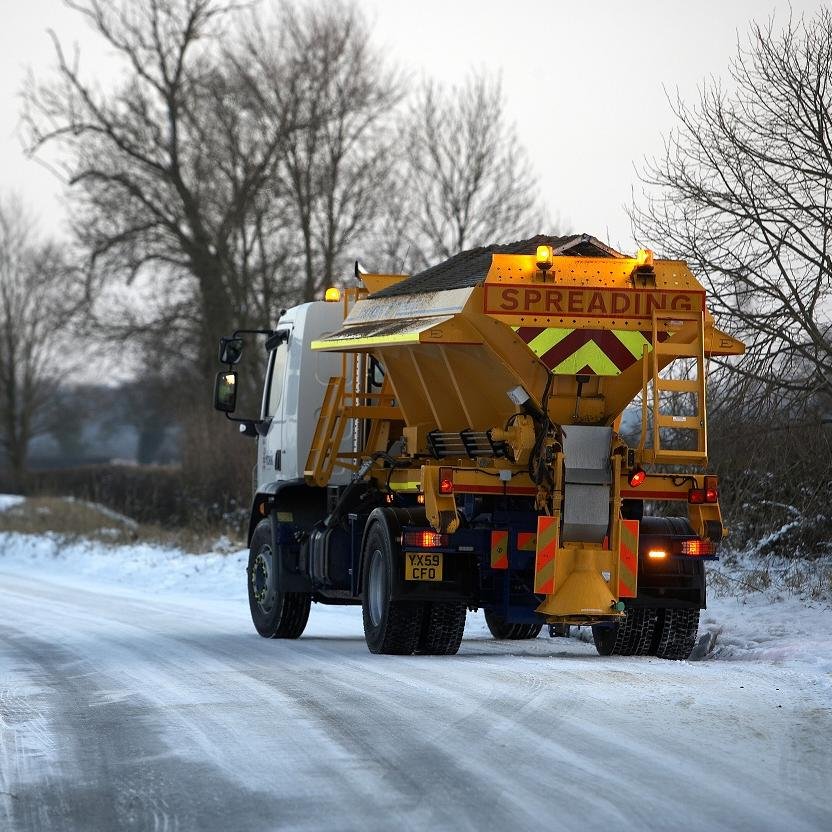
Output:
[1, 533, 830, 832]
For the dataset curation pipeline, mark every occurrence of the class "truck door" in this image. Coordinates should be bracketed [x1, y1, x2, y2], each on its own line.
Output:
[258, 329, 291, 486]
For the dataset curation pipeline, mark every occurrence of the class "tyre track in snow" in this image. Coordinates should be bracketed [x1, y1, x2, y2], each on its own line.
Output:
[1, 570, 830, 831]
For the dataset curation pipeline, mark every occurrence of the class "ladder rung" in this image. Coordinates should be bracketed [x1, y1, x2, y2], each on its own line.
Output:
[651, 449, 708, 465]
[655, 378, 700, 393]
[344, 406, 402, 420]
[654, 342, 701, 358]
[657, 415, 702, 430]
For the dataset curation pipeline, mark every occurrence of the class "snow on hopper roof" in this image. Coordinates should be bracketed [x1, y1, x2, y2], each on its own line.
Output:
[370, 234, 622, 299]
[311, 315, 455, 351]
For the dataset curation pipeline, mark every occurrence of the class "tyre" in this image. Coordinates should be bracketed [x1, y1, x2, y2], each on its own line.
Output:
[592, 608, 658, 656]
[484, 609, 542, 641]
[654, 608, 700, 660]
[417, 602, 466, 655]
[361, 521, 424, 655]
[248, 519, 311, 639]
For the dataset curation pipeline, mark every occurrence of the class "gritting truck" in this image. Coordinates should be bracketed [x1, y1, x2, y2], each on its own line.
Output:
[213, 234, 744, 659]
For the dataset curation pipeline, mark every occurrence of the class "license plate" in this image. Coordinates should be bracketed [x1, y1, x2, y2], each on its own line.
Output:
[405, 552, 443, 581]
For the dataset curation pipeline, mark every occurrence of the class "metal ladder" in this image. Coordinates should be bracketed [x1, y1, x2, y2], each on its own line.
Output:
[305, 376, 403, 487]
[305, 376, 349, 487]
[639, 310, 707, 466]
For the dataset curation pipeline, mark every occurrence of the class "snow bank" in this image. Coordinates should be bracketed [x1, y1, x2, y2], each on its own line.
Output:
[702, 592, 832, 679]
[64, 496, 140, 529]
[0, 494, 24, 512]
[0, 531, 248, 601]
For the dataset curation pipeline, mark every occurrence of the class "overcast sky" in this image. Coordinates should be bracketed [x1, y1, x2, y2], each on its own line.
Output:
[0, 0, 825, 258]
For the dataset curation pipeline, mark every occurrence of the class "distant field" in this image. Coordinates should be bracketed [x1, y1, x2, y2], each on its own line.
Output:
[0, 495, 242, 553]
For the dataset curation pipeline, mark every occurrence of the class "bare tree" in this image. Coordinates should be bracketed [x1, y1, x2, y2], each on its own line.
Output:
[23, 0, 300, 379]
[398, 74, 544, 272]
[0, 196, 77, 487]
[261, 1, 401, 299]
[631, 9, 832, 418]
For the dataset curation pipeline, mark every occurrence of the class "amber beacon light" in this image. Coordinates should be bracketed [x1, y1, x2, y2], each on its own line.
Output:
[536, 244, 554, 273]
[635, 248, 654, 268]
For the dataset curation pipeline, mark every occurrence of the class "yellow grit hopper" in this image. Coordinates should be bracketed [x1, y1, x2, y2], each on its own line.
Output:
[310, 234, 744, 623]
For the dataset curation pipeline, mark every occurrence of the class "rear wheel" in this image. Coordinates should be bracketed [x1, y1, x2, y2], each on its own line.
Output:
[361, 522, 424, 655]
[484, 610, 542, 641]
[592, 608, 658, 656]
[248, 520, 311, 639]
[417, 602, 466, 655]
[654, 609, 700, 660]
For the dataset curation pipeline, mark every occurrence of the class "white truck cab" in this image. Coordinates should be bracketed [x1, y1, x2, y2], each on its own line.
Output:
[255, 301, 350, 489]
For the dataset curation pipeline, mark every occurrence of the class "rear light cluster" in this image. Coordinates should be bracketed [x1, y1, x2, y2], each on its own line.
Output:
[680, 538, 716, 556]
[403, 530, 449, 548]
[643, 538, 717, 559]
[439, 467, 454, 494]
[628, 466, 646, 487]
[689, 476, 719, 504]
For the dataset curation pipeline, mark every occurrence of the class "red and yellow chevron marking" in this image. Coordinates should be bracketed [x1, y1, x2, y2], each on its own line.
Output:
[490, 530, 509, 570]
[618, 519, 639, 598]
[512, 326, 668, 376]
[517, 532, 537, 551]
[534, 516, 558, 594]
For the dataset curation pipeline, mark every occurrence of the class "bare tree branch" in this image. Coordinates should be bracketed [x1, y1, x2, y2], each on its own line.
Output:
[631, 9, 832, 419]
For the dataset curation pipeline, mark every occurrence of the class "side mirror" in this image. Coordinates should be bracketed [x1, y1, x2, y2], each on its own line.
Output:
[218, 336, 244, 365]
[213, 371, 238, 413]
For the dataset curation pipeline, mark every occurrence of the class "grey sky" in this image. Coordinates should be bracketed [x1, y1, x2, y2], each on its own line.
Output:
[0, 0, 825, 258]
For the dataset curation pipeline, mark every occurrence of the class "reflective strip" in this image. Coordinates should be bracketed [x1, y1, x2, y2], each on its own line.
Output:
[490, 530, 509, 569]
[514, 327, 659, 376]
[526, 327, 572, 357]
[389, 481, 421, 492]
[613, 328, 652, 360]
[534, 516, 558, 594]
[311, 332, 420, 350]
[517, 532, 537, 551]
[551, 341, 619, 375]
[618, 519, 639, 598]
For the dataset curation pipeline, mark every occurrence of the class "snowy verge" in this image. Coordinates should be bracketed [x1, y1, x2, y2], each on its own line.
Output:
[0, 494, 24, 512]
[0, 531, 248, 601]
[1, 530, 831, 679]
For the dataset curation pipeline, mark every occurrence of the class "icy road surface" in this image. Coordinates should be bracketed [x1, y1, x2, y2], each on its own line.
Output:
[1, 532, 830, 832]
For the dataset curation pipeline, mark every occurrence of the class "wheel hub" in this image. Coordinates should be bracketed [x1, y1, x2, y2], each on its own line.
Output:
[367, 548, 385, 627]
[252, 545, 276, 613]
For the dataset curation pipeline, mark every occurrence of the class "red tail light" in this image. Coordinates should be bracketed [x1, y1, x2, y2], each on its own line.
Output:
[704, 475, 719, 503]
[689, 477, 719, 504]
[628, 466, 646, 488]
[439, 467, 454, 494]
[403, 530, 448, 548]
[680, 538, 715, 556]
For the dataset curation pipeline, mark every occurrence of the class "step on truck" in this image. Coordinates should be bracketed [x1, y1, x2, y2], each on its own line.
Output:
[213, 234, 744, 658]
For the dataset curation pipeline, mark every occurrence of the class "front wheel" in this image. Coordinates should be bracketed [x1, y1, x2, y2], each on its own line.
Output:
[248, 520, 311, 639]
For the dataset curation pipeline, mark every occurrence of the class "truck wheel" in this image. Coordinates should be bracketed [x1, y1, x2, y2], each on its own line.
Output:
[484, 610, 542, 640]
[361, 522, 424, 655]
[248, 520, 311, 639]
[417, 603, 466, 655]
[653, 609, 700, 660]
[592, 608, 658, 656]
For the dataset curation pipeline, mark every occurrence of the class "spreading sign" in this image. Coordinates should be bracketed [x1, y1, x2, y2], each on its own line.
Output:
[484, 285, 704, 321]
